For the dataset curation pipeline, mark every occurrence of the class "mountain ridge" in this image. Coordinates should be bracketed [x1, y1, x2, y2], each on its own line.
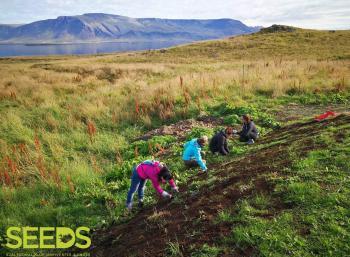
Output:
[0, 13, 260, 43]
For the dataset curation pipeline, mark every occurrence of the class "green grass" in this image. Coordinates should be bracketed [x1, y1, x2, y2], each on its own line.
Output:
[166, 240, 184, 257]
[213, 123, 350, 257]
[191, 244, 222, 257]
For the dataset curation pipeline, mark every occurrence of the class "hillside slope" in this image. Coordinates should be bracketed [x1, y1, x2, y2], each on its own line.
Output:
[91, 114, 350, 257]
[0, 27, 349, 257]
[150, 28, 350, 61]
[0, 13, 259, 43]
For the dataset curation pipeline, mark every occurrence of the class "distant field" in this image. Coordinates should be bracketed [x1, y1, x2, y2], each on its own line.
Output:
[0, 28, 349, 256]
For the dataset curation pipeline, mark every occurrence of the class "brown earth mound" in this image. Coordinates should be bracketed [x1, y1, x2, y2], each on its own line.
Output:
[90, 114, 350, 257]
[134, 116, 224, 141]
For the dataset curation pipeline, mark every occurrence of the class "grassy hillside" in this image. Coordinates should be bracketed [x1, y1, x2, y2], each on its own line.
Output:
[92, 114, 350, 257]
[0, 27, 349, 255]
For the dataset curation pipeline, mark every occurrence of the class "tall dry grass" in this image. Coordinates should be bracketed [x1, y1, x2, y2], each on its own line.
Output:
[0, 59, 349, 124]
[0, 29, 349, 187]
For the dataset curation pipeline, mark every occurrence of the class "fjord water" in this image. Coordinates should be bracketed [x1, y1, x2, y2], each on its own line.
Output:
[0, 40, 189, 57]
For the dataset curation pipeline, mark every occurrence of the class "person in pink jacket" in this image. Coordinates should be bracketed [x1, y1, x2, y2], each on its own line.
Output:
[126, 160, 178, 211]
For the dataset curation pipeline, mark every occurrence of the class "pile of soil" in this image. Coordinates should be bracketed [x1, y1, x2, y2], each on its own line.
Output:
[134, 116, 224, 141]
[90, 114, 350, 257]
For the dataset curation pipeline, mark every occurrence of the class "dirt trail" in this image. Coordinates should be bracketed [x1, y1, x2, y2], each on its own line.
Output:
[91, 114, 350, 257]
[276, 103, 349, 122]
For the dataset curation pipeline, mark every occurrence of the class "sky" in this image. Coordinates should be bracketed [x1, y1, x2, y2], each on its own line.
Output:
[0, 0, 349, 29]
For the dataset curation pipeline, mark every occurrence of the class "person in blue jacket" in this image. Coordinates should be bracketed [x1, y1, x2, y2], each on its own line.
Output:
[182, 136, 208, 172]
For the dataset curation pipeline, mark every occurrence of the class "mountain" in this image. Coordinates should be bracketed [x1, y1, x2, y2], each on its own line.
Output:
[0, 13, 260, 43]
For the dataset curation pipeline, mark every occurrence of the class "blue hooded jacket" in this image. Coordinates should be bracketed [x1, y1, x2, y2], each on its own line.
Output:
[182, 138, 207, 171]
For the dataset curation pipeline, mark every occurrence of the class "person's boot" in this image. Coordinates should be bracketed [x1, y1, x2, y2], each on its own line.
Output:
[247, 139, 255, 145]
[138, 201, 144, 209]
[126, 203, 132, 212]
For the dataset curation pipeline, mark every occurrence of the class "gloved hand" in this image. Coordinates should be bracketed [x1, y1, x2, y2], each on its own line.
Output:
[161, 191, 172, 199]
[172, 186, 179, 193]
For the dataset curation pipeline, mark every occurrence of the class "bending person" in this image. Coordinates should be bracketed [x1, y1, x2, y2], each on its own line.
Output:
[182, 136, 208, 172]
[126, 160, 178, 211]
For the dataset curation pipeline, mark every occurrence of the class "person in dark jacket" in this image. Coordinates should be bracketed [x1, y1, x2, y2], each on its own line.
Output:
[209, 127, 233, 155]
[239, 115, 258, 144]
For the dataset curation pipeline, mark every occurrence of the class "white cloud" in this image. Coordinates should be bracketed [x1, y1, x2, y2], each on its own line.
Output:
[0, 0, 349, 29]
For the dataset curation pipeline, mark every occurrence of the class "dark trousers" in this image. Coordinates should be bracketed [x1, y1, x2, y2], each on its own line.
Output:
[184, 160, 199, 168]
[240, 133, 257, 142]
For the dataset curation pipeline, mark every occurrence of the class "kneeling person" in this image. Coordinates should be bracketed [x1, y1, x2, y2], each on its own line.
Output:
[239, 114, 258, 144]
[209, 127, 233, 155]
[182, 136, 208, 172]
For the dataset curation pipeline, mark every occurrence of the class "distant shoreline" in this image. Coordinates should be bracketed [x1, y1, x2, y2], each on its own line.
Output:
[0, 39, 195, 58]
[0, 39, 192, 46]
